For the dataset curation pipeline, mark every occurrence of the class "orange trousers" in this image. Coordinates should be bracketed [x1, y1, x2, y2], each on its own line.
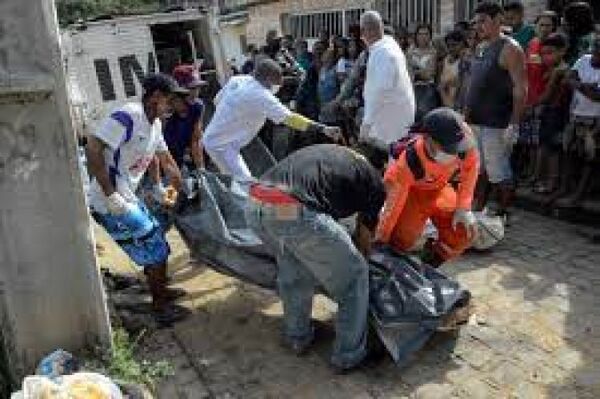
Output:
[389, 185, 471, 261]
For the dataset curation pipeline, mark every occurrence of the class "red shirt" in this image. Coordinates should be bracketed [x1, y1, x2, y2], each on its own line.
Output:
[526, 37, 548, 106]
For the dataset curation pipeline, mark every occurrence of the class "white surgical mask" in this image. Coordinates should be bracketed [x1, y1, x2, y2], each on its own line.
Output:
[432, 151, 456, 164]
[270, 84, 281, 94]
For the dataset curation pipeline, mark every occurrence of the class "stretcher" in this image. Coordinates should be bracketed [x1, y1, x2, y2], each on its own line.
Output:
[172, 170, 470, 365]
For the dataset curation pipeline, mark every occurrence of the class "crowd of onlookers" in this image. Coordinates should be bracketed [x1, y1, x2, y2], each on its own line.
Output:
[227, 0, 600, 212]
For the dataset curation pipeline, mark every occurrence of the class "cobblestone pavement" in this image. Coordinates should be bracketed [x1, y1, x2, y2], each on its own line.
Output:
[97, 209, 600, 398]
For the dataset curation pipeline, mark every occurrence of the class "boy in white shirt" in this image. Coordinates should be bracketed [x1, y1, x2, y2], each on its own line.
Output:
[86, 73, 187, 325]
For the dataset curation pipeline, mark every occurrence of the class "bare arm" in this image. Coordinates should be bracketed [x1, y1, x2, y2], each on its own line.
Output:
[86, 136, 115, 197]
[156, 150, 182, 191]
[539, 68, 565, 104]
[146, 156, 161, 185]
[502, 42, 527, 124]
[190, 118, 205, 169]
[565, 70, 600, 101]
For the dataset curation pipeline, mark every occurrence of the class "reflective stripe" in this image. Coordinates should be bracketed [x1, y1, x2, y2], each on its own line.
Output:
[108, 111, 135, 186]
[249, 183, 299, 205]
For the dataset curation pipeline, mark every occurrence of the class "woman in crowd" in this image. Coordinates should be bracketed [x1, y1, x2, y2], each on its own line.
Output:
[455, 23, 479, 113]
[291, 42, 327, 151]
[336, 38, 361, 83]
[318, 49, 340, 123]
[395, 26, 411, 52]
[407, 24, 439, 121]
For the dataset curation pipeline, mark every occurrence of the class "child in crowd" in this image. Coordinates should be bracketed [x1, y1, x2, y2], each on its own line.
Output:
[407, 24, 439, 121]
[547, 35, 600, 208]
[515, 11, 558, 183]
[439, 30, 466, 109]
[318, 49, 340, 124]
[535, 33, 571, 195]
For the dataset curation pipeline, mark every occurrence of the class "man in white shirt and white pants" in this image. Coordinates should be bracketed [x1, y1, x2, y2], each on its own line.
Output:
[359, 11, 416, 169]
[203, 58, 342, 180]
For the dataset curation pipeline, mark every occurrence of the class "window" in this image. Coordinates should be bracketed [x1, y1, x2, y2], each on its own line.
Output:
[373, 0, 442, 32]
[287, 8, 365, 39]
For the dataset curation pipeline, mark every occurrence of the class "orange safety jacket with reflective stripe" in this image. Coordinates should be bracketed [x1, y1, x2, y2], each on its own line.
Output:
[376, 134, 479, 243]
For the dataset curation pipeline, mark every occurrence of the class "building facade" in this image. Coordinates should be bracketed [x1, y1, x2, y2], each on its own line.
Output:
[219, 0, 549, 47]
[160, 0, 207, 8]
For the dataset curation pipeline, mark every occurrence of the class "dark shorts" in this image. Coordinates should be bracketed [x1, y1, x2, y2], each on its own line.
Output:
[518, 110, 539, 144]
[539, 107, 568, 152]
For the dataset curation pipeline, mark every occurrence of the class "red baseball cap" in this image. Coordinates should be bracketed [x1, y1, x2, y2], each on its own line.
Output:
[172, 64, 206, 89]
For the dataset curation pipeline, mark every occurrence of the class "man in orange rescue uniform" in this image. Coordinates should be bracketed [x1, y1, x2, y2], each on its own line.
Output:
[376, 107, 480, 267]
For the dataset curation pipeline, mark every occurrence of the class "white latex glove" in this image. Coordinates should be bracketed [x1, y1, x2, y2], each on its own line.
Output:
[359, 123, 372, 140]
[151, 183, 168, 204]
[152, 183, 178, 206]
[452, 209, 478, 241]
[107, 192, 130, 216]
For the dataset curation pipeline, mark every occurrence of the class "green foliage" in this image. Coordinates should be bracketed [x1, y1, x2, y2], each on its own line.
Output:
[86, 328, 174, 391]
[57, 0, 161, 26]
[109, 328, 173, 389]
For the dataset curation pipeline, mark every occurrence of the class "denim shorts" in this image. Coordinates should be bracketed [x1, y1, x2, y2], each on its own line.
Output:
[472, 125, 514, 184]
[92, 202, 170, 267]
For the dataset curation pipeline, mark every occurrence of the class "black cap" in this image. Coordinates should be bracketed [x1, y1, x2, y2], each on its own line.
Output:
[142, 73, 189, 97]
[421, 107, 464, 154]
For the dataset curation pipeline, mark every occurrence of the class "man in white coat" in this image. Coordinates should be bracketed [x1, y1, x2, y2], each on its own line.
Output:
[359, 11, 416, 167]
[203, 58, 342, 180]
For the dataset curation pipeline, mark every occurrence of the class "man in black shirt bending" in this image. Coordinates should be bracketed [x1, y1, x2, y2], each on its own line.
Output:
[246, 144, 385, 372]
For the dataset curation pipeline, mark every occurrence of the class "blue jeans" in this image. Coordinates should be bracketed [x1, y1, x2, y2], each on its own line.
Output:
[245, 202, 369, 369]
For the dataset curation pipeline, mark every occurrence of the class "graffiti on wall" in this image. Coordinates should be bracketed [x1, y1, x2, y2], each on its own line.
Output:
[93, 52, 156, 102]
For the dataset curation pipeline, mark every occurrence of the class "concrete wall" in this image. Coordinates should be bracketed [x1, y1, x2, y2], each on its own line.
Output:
[220, 22, 247, 67]
[0, 0, 111, 380]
